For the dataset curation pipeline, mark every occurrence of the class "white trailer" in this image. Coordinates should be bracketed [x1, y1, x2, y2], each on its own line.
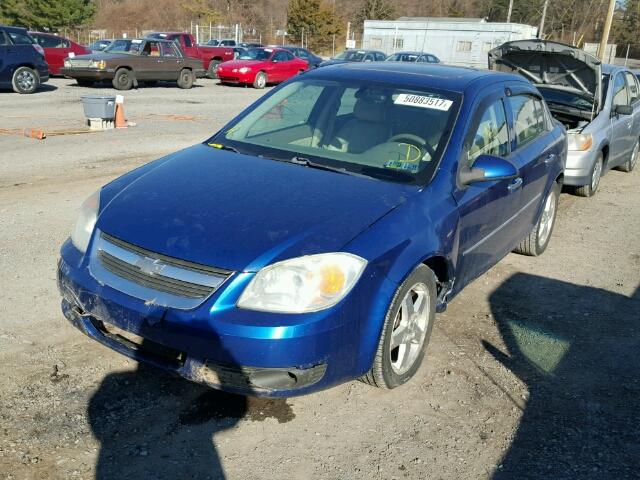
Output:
[362, 17, 537, 68]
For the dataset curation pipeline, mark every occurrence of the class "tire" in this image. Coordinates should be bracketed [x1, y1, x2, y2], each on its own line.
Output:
[112, 68, 133, 90]
[361, 264, 437, 389]
[575, 153, 603, 197]
[619, 140, 638, 173]
[253, 71, 267, 89]
[76, 79, 94, 87]
[513, 182, 560, 257]
[12, 66, 40, 94]
[207, 60, 220, 79]
[177, 69, 194, 89]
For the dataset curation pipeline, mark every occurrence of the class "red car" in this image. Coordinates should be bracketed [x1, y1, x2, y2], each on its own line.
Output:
[217, 47, 308, 89]
[29, 32, 90, 75]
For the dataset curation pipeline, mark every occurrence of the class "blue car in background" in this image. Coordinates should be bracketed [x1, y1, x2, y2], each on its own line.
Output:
[57, 63, 566, 396]
[0, 25, 49, 93]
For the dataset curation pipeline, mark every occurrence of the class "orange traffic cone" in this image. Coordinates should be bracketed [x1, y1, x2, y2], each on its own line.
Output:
[114, 94, 127, 129]
[23, 128, 46, 140]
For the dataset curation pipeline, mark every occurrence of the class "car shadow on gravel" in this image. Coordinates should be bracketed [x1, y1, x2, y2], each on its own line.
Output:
[484, 273, 640, 479]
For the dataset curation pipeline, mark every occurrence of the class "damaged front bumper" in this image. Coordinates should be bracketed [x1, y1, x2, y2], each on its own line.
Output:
[57, 239, 396, 396]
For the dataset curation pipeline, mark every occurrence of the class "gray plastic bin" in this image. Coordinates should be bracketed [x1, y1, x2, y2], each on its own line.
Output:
[81, 95, 116, 119]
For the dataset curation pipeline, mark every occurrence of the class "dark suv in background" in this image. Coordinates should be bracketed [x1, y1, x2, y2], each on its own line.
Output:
[0, 25, 49, 93]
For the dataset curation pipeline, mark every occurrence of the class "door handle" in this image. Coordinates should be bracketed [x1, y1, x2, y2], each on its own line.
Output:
[507, 177, 523, 192]
[544, 153, 556, 165]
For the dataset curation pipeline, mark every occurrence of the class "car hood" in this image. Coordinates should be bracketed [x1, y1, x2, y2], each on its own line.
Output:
[488, 39, 602, 110]
[218, 59, 268, 70]
[68, 52, 135, 61]
[96, 144, 417, 272]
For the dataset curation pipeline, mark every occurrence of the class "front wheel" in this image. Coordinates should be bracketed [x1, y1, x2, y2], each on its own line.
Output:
[253, 71, 267, 89]
[575, 153, 603, 197]
[361, 265, 436, 389]
[12, 66, 40, 94]
[513, 182, 560, 256]
[112, 68, 133, 90]
[177, 69, 194, 89]
[619, 140, 638, 173]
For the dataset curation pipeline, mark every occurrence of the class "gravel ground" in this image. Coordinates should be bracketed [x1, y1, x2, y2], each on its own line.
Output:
[0, 77, 639, 480]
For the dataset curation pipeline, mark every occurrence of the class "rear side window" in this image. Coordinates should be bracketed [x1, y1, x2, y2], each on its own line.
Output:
[624, 72, 640, 103]
[466, 99, 509, 164]
[508, 95, 546, 148]
[8, 32, 34, 45]
[182, 34, 192, 48]
[612, 73, 629, 107]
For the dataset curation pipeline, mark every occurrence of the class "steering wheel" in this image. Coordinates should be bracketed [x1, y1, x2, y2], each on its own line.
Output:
[389, 133, 436, 159]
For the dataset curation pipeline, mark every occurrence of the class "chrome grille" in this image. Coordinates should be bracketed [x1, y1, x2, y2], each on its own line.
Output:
[89, 231, 232, 309]
[68, 59, 93, 68]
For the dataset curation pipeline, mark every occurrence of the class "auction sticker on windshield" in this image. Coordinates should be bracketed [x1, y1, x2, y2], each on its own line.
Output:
[394, 93, 453, 111]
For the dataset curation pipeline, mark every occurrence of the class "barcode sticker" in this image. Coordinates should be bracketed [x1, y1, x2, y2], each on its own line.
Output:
[394, 94, 453, 111]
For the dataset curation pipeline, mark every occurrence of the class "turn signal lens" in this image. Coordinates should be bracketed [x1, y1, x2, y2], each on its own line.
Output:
[319, 264, 346, 296]
[567, 133, 593, 151]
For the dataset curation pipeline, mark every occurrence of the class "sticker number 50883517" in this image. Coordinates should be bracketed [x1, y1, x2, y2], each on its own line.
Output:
[394, 93, 453, 111]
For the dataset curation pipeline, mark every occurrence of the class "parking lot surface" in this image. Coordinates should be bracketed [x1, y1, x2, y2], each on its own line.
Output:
[1, 77, 639, 479]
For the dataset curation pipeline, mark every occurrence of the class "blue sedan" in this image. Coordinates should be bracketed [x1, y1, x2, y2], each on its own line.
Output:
[57, 63, 566, 396]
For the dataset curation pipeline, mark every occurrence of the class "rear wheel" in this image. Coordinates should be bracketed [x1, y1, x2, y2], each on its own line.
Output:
[514, 182, 560, 256]
[207, 60, 220, 79]
[253, 71, 267, 89]
[361, 265, 436, 389]
[575, 153, 603, 197]
[112, 68, 133, 90]
[12, 67, 40, 94]
[619, 140, 638, 173]
[177, 69, 194, 89]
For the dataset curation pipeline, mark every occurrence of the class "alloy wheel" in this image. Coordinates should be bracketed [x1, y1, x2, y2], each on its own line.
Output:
[17, 70, 35, 91]
[389, 283, 431, 375]
[591, 157, 602, 191]
[538, 189, 557, 247]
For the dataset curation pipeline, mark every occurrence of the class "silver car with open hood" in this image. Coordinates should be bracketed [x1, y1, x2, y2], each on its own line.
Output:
[490, 39, 639, 196]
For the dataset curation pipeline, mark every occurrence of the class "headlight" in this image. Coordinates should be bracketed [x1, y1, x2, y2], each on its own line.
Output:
[239, 67, 252, 74]
[89, 60, 106, 69]
[71, 190, 100, 253]
[567, 133, 593, 151]
[237, 253, 367, 313]
[64, 59, 71, 68]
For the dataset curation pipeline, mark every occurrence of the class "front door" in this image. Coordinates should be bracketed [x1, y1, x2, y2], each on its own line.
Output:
[454, 89, 523, 289]
[609, 72, 634, 166]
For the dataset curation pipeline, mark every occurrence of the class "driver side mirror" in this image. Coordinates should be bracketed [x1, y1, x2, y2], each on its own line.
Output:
[459, 154, 518, 185]
[614, 104, 633, 116]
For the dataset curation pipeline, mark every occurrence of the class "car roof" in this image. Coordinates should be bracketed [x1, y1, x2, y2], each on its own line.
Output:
[391, 51, 434, 56]
[0, 25, 28, 34]
[28, 31, 65, 37]
[306, 62, 526, 93]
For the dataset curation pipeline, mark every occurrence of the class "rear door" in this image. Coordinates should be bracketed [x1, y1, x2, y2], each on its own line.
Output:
[454, 86, 523, 287]
[0, 30, 9, 82]
[609, 71, 633, 166]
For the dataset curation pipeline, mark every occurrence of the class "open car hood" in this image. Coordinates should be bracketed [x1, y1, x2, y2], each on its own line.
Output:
[488, 39, 602, 111]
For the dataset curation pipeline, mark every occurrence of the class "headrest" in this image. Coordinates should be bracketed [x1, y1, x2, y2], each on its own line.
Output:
[354, 98, 386, 123]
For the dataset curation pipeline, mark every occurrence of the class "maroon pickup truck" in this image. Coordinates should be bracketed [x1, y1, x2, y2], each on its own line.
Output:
[147, 32, 234, 78]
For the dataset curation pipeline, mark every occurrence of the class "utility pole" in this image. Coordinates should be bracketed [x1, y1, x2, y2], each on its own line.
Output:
[598, 0, 616, 61]
[539, 0, 549, 38]
[506, 0, 514, 23]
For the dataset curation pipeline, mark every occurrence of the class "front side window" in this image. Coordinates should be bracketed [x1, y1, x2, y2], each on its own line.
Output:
[612, 73, 629, 107]
[160, 42, 179, 57]
[214, 79, 460, 184]
[624, 72, 639, 103]
[508, 95, 546, 148]
[466, 99, 509, 164]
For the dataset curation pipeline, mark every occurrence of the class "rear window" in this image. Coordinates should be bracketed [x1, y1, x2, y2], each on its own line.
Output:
[8, 31, 34, 45]
[35, 34, 69, 48]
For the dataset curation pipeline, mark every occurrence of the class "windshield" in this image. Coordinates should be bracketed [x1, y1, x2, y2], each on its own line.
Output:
[210, 78, 460, 184]
[104, 39, 144, 54]
[537, 87, 594, 111]
[237, 48, 273, 60]
[334, 50, 368, 61]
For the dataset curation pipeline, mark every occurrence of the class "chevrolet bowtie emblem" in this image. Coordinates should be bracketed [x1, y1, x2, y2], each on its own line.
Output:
[135, 256, 166, 276]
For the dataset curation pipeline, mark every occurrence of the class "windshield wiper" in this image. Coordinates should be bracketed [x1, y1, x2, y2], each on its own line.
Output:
[289, 156, 374, 179]
[207, 142, 239, 153]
